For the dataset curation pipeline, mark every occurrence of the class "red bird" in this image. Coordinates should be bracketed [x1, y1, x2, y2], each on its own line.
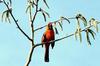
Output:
[41, 23, 55, 62]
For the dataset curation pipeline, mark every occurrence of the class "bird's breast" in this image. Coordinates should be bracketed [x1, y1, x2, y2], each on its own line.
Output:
[45, 30, 54, 41]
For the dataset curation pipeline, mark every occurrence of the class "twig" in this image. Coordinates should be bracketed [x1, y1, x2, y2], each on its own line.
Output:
[31, 4, 38, 45]
[34, 25, 46, 32]
[25, 46, 34, 66]
[3, 0, 32, 41]
[34, 23, 100, 48]
[34, 17, 76, 32]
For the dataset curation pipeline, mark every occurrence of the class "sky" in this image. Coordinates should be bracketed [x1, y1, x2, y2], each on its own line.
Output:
[0, 0, 100, 66]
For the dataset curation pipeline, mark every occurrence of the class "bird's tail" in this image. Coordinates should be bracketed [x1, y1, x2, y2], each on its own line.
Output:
[45, 45, 49, 62]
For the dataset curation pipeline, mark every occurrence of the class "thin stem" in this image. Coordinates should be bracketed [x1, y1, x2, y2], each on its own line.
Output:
[34, 17, 76, 32]
[31, 5, 38, 46]
[25, 2, 39, 66]
[3, 0, 32, 41]
[25, 46, 34, 66]
[34, 25, 46, 32]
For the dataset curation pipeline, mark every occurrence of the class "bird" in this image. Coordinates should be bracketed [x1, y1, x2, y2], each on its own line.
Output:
[41, 22, 55, 62]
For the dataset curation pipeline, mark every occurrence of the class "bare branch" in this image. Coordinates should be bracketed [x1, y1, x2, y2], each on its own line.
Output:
[34, 25, 46, 32]
[30, 3, 39, 46]
[3, 0, 32, 41]
[25, 1, 39, 66]
[25, 46, 34, 66]
[34, 17, 76, 32]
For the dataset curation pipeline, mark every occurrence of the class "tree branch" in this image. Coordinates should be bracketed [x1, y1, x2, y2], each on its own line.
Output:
[34, 17, 76, 32]
[25, 46, 34, 66]
[34, 22, 100, 48]
[25, 2, 39, 66]
[31, 4, 38, 45]
[3, 0, 32, 41]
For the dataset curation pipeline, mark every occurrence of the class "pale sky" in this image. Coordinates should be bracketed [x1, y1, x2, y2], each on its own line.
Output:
[0, 0, 100, 66]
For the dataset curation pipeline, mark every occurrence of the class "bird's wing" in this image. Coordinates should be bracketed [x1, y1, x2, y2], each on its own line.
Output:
[41, 33, 47, 47]
[51, 31, 55, 49]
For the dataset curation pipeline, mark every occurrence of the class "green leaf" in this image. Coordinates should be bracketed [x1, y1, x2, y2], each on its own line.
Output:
[5, 11, 9, 22]
[42, 11, 46, 22]
[77, 26, 82, 42]
[2, 10, 7, 22]
[40, 8, 50, 22]
[88, 29, 96, 40]
[94, 21, 98, 32]
[76, 14, 87, 26]
[6, 10, 11, 23]
[58, 22, 63, 31]
[76, 18, 80, 27]
[54, 27, 59, 34]
[74, 29, 78, 40]
[42, 9, 50, 18]
[6, 17, 11, 23]
[86, 30, 91, 45]
[89, 18, 98, 32]
[6, 10, 9, 18]
[2, 9, 11, 23]
[80, 16, 87, 26]
[26, 0, 37, 13]
[59, 17, 63, 23]
[26, 5, 31, 13]
[43, 0, 49, 8]
[61, 17, 70, 23]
